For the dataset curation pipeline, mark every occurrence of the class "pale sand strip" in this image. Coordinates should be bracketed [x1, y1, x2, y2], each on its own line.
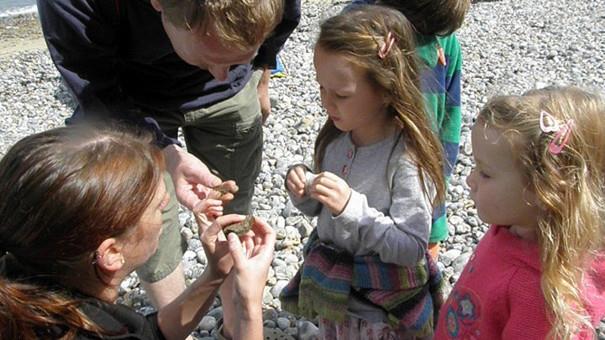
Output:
[0, 13, 46, 59]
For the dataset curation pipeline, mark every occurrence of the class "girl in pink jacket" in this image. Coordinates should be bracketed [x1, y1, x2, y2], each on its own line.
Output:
[436, 86, 605, 339]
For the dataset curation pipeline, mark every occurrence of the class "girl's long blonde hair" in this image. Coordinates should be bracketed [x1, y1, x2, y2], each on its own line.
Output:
[314, 5, 445, 206]
[478, 86, 605, 339]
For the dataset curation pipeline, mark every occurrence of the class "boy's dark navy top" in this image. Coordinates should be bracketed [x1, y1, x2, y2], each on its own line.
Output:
[37, 0, 301, 146]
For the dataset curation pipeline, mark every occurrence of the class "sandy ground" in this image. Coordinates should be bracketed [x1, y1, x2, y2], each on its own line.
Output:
[0, 13, 46, 59]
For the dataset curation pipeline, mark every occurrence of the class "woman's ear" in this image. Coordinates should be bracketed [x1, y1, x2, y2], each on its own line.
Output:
[150, 0, 163, 12]
[96, 238, 126, 273]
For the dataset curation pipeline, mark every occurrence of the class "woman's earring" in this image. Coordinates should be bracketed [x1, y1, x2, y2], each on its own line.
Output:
[92, 251, 100, 265]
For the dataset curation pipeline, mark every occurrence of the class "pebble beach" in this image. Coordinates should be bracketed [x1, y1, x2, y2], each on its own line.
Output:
[1, 0, 604, 338]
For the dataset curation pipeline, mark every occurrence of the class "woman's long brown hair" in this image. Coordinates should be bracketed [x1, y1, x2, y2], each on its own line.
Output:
[0, 124, 164, 338]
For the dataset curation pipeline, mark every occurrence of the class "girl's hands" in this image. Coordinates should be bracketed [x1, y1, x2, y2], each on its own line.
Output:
[286, 165, 307, 198]
[308, 171, 351, 215]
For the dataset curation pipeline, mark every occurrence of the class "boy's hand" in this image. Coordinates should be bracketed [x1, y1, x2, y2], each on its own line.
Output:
[308, 171, 351, 215]
[286, 165, 307, 198]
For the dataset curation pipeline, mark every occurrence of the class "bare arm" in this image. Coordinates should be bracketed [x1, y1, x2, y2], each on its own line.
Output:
[156, 270, 222, 339]
[156, 215, 241, 339]
[156, 215, 275, 339]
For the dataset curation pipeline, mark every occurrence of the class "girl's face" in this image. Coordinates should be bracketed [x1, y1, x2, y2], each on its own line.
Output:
[466, 121, 539, 231]
[313, 46, 392, 146]
[124, 178, 170, 267]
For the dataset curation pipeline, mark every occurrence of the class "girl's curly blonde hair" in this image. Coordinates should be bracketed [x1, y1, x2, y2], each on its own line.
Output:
[478, 86, 605, 339]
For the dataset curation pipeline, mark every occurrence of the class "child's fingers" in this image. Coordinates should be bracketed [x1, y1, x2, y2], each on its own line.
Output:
[286, 177, 299, 190]
[310, 191, 329, 205]
[287, 167, 305, 189]
[316, 172, 342, 185]
[205, 198, 224, 207]
[292, 188, 305, 197]
[310, 181, 336, 197]
[312, 174, 349, 196]
[206, 206, 224, 219]
[219, 193, 235, 203]
[194, 198, 223, 213]
[292, 166, 307, 180]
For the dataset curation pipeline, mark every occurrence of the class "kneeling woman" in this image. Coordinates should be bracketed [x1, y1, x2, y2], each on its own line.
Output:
[0, 125, 274, 339]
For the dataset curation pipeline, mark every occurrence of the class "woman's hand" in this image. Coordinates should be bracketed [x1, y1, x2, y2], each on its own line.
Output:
[308, 171, 351, 215]
[226, 217, 275, 319]
[198, 214, 252, 280]
[286, 165, 307, 198]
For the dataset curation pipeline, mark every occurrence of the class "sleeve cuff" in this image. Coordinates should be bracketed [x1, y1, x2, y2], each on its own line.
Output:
[333, 190, 362, 224]
[142, 117, 182, 148]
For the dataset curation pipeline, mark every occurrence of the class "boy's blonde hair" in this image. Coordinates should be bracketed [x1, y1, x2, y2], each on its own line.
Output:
[314, 5, 445, 207]
[377, 0, 471, 35]
[157, 0, 284, 50]
[478, 86, 605, 339]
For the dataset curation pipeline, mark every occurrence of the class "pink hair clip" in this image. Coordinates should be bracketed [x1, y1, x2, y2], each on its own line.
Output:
[539, 110, 574, 155]
[378, 32, 396, 60]
[548, 120, 574, 155]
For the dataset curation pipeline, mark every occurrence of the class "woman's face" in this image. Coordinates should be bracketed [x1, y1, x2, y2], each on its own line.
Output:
[124, 178, 170, 268]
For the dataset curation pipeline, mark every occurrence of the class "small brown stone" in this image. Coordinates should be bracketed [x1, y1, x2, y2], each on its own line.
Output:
[223, 215, 254, 236]
[212, 183, 233, 196]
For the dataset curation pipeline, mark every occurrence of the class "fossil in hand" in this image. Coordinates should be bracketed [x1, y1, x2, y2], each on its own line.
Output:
[223, 215, 254, 236]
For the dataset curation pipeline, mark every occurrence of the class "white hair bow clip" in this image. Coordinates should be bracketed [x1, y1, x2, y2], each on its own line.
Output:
[539, 110, 574, 155]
